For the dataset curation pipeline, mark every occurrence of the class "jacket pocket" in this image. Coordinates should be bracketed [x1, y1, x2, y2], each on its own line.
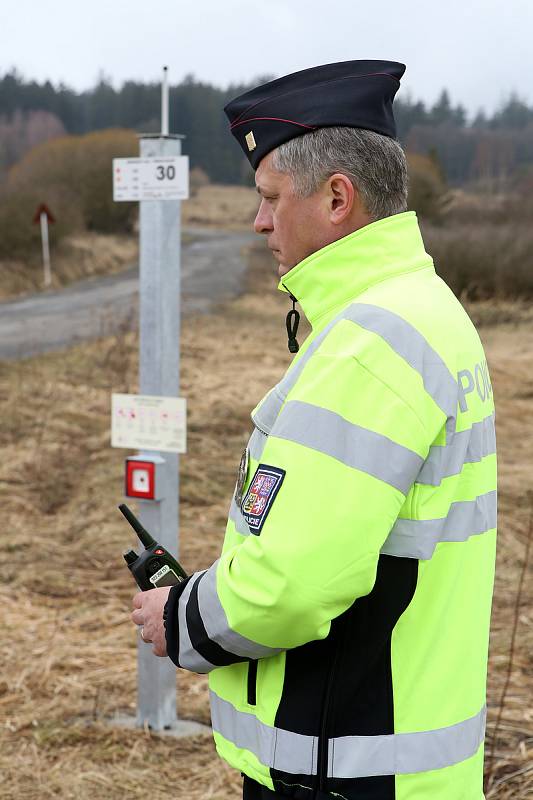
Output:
[247, 660, 258, 706]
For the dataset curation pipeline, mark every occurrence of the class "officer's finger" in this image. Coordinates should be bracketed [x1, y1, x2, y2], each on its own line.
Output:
[132, 592, 143, 609]
[131, 608, 144, 626]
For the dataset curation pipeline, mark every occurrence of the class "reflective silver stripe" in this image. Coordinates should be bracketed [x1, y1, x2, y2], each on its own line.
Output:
[381, 490, 497, 560]
[418, 413, 496, 486]
[210, 690, 486, 778]
[344, 304, 458, 429]
[197, 562, 282, 660]
[178, 570, 216, 673]
[254, 305, 494, 491]
[249, 426, 268, 461]
[277, 313, 343, 397]
[228, 427, 266, 537]
[253, 313, 344, 434]
[330, 706, 486, 777]
[271, 400, 424, 495]
[229, 497, 251, 536]
[254, 303, 460, 437]
[210, 690, 318, 775]
[253, 387, 285, 435]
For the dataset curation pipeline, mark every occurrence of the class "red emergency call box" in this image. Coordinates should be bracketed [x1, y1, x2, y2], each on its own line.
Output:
[125, 459, 156, 499]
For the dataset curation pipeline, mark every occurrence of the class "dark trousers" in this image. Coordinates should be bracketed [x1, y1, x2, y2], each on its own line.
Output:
[242, 775, 286, 799]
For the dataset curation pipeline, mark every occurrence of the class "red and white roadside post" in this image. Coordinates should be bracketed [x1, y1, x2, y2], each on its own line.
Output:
[32, 203, 56, 287]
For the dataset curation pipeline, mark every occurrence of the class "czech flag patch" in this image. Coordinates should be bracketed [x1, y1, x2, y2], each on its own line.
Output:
[241, 464, 285, 534]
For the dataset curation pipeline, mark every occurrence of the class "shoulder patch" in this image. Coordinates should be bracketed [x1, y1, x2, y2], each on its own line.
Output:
[241, 464, 285, 534]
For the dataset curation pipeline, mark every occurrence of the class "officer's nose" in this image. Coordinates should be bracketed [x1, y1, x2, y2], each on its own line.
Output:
[254, 199, 273, 234]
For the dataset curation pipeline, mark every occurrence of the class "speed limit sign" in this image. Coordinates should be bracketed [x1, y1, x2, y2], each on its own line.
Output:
[113, 156, 189, 201]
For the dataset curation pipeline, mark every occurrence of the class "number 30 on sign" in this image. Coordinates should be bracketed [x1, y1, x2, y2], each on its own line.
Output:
[113, 156, 189, 202]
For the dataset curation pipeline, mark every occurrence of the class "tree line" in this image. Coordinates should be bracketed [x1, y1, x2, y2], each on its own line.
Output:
[1, 69, 532, 187]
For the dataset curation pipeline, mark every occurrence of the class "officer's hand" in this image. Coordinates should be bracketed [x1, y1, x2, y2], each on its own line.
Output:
[131, 587, 171, 657]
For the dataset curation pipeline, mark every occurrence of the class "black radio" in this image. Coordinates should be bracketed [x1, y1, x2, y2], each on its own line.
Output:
[118, 503, 188, 591]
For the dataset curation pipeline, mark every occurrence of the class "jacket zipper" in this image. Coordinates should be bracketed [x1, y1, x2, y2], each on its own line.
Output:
[247, 660, 258, 706]
[314, 620, 347, 797]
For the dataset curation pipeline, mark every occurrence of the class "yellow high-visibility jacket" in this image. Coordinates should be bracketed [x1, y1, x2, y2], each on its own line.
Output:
[166, 211, 497, 800]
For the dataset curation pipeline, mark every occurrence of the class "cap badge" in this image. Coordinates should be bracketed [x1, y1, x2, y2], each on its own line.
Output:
[245, 131, 257, 152]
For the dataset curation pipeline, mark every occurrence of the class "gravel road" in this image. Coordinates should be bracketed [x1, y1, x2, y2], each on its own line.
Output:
[0, 228, 255, 361]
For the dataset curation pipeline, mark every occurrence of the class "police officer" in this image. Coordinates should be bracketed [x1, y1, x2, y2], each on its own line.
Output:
[132, 60, 497, 800]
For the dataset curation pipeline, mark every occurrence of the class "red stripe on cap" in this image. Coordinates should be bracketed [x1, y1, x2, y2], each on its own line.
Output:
[229, 71, 400, 127]
[231, 116, 317, 131]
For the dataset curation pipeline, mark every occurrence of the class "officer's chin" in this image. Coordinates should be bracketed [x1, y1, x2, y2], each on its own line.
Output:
[271, 248, 294, 277]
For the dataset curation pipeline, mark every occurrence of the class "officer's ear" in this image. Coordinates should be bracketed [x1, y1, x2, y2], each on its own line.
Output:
[327, 173, 372, 230]
[327, 173, 356, 225]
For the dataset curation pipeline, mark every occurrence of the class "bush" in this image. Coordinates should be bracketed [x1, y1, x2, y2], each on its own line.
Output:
[503, 166, 533, 222]
[75, 129, 138, 232]
[0, 179, 82, 260]
[422, 220, 533, 300]
[189, 166, 210, 197]
[407, 152, 448, 221]
[0, 129, 139, 258]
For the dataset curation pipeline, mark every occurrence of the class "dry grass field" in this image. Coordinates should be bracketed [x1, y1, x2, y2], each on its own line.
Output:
[0, 242, 531, 799]
[0, 184, 258, 301]
[0, 232, 139, 301]
[182, 184, 258, 230]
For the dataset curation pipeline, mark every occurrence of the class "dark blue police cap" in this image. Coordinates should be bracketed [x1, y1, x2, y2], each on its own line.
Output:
[224, 60, 406, 170]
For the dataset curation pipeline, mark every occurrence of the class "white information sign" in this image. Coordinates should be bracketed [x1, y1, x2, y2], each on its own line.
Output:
[113, 156, 189, 201]
[111, 393, 187, 453]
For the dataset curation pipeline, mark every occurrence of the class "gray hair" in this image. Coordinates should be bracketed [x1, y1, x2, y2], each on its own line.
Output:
[271, 126, 408, 221]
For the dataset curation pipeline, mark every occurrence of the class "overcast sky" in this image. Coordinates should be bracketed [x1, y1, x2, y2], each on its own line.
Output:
[1, 0, 531, 118]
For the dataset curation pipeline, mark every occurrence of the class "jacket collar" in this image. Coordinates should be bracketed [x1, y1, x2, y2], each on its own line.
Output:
[279, 211, 434, 328]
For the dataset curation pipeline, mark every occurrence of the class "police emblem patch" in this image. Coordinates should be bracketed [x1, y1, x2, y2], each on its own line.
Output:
[241, 464, 285, 534]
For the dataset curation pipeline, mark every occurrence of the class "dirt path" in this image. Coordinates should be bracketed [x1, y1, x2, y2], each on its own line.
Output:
[0, 228, 255, 360]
